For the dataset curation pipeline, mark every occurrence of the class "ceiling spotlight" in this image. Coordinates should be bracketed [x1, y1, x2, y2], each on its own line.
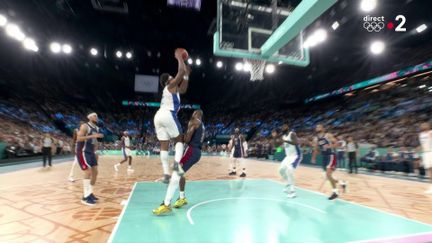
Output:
[332, 21, 340, 30]
[370, 40, 385, 55]
[216, 61, 223, 68]
[235, 62, 243, 71]
[50, 42, 61, 53]
[187, 58, 193, 65]
[116, 50, 123, 58]
[278, 61, 283, 65]
[243, 62, 251, 72]
[315, 29, 327, 42]
[304, 29, 327, 48]
[126, 51, 133, 59]
[5, 24, 25, 41]
[90, 48, 98, 56]
[360, 0, 377, 12]
[195, 58, 202, 66]
[23, 38, 38, 52]
[0, 14, 7, 27]
[62, 44, 72, 54]
[416, 24, 427, 33]
[265, 64, 275, 74]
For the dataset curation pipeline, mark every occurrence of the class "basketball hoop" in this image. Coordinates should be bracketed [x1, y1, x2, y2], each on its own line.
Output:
[244, 58, 266, 81]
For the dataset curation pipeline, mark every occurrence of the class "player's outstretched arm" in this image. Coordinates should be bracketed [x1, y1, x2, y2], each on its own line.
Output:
[328, 133, 338, 149]
[168, 51, 187, 90]
[178, 65, 191, 94]
[311, 137, 318, 163]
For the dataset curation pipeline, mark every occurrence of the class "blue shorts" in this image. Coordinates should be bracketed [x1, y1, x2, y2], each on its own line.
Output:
[76, 151, 98, 170]
[233, 148, 244, 158]
[180, 146, 201, 172]
[322, 153, 337, 171]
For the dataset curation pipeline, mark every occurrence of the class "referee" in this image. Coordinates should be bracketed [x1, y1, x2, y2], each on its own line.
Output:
[42, 133, 54, 167]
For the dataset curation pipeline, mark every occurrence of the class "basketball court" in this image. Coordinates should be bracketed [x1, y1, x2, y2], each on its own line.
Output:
[109, 179, 432, 243]
[1, 155, 432, 242]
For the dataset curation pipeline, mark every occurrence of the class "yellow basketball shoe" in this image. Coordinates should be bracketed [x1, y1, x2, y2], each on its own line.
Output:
[152, 203, 172, 215]
[173, 198, 188, 208]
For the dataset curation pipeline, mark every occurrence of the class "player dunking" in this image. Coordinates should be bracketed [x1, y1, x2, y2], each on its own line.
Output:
[68, 121, 84, 182]
[273, 124, 302, 198]
[312, 124, 346, 200]
[114, 131, 134, 172]
[419, 122, 432, 194]
[154, 49, 190, 183]
[76, 113, 104, 206]
[153, 110, 205, 215]
[228, 128, 247, 177]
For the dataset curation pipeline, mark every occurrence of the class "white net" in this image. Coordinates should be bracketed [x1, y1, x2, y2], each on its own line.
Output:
[244, 58, 266, 81]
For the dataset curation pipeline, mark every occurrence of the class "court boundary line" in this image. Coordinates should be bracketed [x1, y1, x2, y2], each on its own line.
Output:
[347, 231, 432, 243]
[266, 179, 432, 228]
[186, 196, 326, 225]
[107, 182, 137, 243]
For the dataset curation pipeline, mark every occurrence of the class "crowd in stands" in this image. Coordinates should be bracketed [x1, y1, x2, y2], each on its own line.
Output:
[1, 73, 431, 179]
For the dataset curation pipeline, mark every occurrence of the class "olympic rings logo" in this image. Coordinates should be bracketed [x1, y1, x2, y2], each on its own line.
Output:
[363, 21, 385, 32]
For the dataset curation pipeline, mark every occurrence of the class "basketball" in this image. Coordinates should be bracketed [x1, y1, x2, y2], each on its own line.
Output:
[176, 48, 189, 61]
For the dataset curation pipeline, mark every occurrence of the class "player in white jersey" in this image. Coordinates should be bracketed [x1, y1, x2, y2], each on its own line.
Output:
[419, 122, 432, 194]
[273, 124, 302, 198]
[154, 49, 190, 183]
[114, 131, 134, 172]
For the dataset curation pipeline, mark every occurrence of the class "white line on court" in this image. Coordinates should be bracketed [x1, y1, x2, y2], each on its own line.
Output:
[267, 179, 432, 228]
[107, 182, 137, 243]
[186, 196, 326, 225]
[347, 231, 432, 243]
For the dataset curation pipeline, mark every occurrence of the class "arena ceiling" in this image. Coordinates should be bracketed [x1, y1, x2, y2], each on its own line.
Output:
[0, 0, 431, 107]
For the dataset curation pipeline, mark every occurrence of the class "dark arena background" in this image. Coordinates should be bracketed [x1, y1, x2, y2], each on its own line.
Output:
[1, 0, 432, 242]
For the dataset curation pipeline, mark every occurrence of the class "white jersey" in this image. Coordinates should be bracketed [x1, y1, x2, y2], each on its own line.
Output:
[123, 136, 130, 148]
[419, 131, 432, 153]
[160, 86, 180, 112]
[283, 132, 301, 157]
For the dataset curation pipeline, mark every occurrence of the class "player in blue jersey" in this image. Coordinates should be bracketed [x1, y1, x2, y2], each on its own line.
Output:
[228, 128, 248, 177]
[312, 124, 346, 200]
[76, 113, 104, 206]
[154, 49, 190, 183]
[153, 109, 205, 215]
[273, 124, 302, 198]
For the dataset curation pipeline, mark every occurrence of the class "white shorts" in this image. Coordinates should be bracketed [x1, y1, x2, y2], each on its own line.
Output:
[422, 152, 432, 169]
[154, 109, 183, 141]
[281, 155, 302, 170]
[122, 148, 131, 158]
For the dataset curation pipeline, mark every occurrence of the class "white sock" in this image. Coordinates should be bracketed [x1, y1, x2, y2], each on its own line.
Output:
[164, 172, 180, 206]
[160, 151, 169, 175]
[69, 158, 77, 178]
[332, 188, 339, 194]
[179, 191, 185, 199]
[128, 165, 132, 169]
[174, 142, 184, 163]
[83, 179, 91, 198]
[89, 184, 93, 194]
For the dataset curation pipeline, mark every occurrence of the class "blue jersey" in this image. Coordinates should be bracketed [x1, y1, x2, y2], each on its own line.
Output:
[76, 122, 99, 154]
[317, 133, 334, 155]
[189, 120, 205, 148]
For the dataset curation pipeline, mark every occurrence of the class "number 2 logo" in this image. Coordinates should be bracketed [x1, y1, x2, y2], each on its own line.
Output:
[395, 15, 406, 32]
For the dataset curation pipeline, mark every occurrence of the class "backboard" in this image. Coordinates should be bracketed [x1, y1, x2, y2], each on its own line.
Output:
[214, 0, 337, 66]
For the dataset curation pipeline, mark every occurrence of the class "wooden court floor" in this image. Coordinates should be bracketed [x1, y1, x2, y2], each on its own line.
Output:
[1, 155, 431, 243]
